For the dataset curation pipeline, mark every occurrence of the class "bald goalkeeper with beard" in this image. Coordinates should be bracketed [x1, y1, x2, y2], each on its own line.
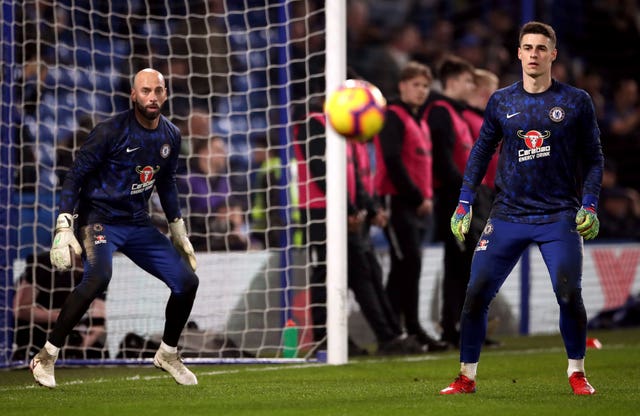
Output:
[30, 68, 200, 388]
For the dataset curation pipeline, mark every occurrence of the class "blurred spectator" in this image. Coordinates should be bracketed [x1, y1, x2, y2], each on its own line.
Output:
[162, 58, 193, 118]
[295, 101, 405, 356]
[550, 57, 575, 84]
[599, 188, 640, 240]
[463, 68, 500, 191]
[286, 0, 325, 101]
[55, 115, 96, 188]
[15, 55, 49, 195]
[600, 77, 640, 191]
[170, 0, 229, 113]
[583, 0, 640, 82]
[576, 68, 606, 118]
[374, 61, 448, 351]
[454, 22, 487, 69]
[349, 139, 426, 356]
[483, 9, 519, 77]
[249, 135, 301, 249]
[173, 108, 214, 158]
[347, 0, 384, 80]
[13, 251, 108, 361]
[601, 78, 640, 142]
[365, 23, 423, 98]
[598, 159, 640, 240]
[422, 55, 483, 348]
[465, 69, 499, 113]
[177, 136, 251, 251]
[417, 20, 456, 68]
[211, 202, 253, 251]
[367, 0, 413, 33]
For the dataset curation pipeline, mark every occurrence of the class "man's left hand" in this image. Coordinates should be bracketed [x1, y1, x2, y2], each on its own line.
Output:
[169, 218, 197, 271]
[576, 207, 599, 240]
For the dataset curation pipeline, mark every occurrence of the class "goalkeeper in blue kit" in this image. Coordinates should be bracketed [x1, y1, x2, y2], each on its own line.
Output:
[440, 22, 603, 395]
[30, 69, 200, 387]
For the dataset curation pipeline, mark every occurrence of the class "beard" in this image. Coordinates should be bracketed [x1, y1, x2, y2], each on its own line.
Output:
[135, 100, 161, 121]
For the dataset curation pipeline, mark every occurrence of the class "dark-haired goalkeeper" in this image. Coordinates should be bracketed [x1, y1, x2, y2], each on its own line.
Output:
[30, 68, 199, 388]
[440, 22, 603, 395]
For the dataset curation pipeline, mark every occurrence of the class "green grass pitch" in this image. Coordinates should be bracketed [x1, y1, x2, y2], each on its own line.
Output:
[1, 328, 639, 416]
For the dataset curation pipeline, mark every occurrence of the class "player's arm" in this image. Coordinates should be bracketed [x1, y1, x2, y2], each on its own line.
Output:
[576, 93, 605, 240]
[51, 126, 113, 270]
[451, 96, 502, 242]
[378, 110, 423, 206]
[579, 92, 604, 202]
[155, 130, 197, 270]
[154, 124, 183, 221]
[58, 124, 111, 214]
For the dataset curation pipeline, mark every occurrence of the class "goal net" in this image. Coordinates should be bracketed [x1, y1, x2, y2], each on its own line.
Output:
[1, 0, 333, 366]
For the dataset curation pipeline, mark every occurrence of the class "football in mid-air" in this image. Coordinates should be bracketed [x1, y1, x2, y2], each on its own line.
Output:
[324, 79, 386, 142]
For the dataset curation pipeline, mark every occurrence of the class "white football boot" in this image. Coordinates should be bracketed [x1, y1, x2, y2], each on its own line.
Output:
[30, 348, 58, 388]
[153, 349, 198, 385]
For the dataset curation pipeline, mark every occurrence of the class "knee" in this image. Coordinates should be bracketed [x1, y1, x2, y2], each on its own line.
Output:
[462, 294, 486, 319]
[555, 279, 584, 312]
[554, 274, 581, 304]
[185, 272, 199, 294]
[79, 268, 112, 297]
[462, 280, 493, 318]
[176, 270, 199, 296]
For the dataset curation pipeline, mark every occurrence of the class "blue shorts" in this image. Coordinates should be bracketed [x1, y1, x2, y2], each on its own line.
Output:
[468, 217, 583, 301]
[461, 217, 587, 362]
[79, 222, 196, 294]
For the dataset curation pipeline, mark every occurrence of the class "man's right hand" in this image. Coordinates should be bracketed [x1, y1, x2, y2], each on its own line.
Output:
[50, 213, 83, 270]
[450, 201, 473, 243]
[450, 188, 475, 243]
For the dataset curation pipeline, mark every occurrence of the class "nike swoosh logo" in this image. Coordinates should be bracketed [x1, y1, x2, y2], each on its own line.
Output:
[126, 146, 141, 153]
[506, 112, 521, 119]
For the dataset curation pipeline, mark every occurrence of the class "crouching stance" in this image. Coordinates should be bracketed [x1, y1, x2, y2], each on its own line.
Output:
[31, 68, 199, 387]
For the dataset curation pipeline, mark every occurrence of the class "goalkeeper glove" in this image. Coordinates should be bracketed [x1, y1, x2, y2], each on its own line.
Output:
[50, 213, 83, 271]
[169, 218, 197, 271]
[450, 188, 474, 243]
[576, 195, 599, 240]
[576, 207, 599, 240]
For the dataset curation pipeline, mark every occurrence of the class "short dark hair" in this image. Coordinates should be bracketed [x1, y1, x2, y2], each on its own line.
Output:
[437, 55, 474, 86]
[400, 61, 433, 83]
[519, 21, 557, 48]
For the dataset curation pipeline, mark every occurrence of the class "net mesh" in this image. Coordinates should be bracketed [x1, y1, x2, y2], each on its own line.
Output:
[3, 0, 638, 367]
[5, 0, 326, 364]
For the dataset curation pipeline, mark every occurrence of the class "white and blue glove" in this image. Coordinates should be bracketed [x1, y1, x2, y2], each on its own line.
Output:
[450, 188, 474, 243]
[169, 218, 197, 271]
[576, 195, 599, 240]
[50, 213, 82, 270]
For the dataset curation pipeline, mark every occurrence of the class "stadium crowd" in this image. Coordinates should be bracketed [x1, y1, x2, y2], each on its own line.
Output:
[12, 0, 640, 257]
[8, 0, 640, 367]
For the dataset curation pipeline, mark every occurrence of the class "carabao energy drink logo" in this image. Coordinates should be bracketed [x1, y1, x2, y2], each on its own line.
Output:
[131, 165, 160, 194]
[517, 130, 550, 162]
